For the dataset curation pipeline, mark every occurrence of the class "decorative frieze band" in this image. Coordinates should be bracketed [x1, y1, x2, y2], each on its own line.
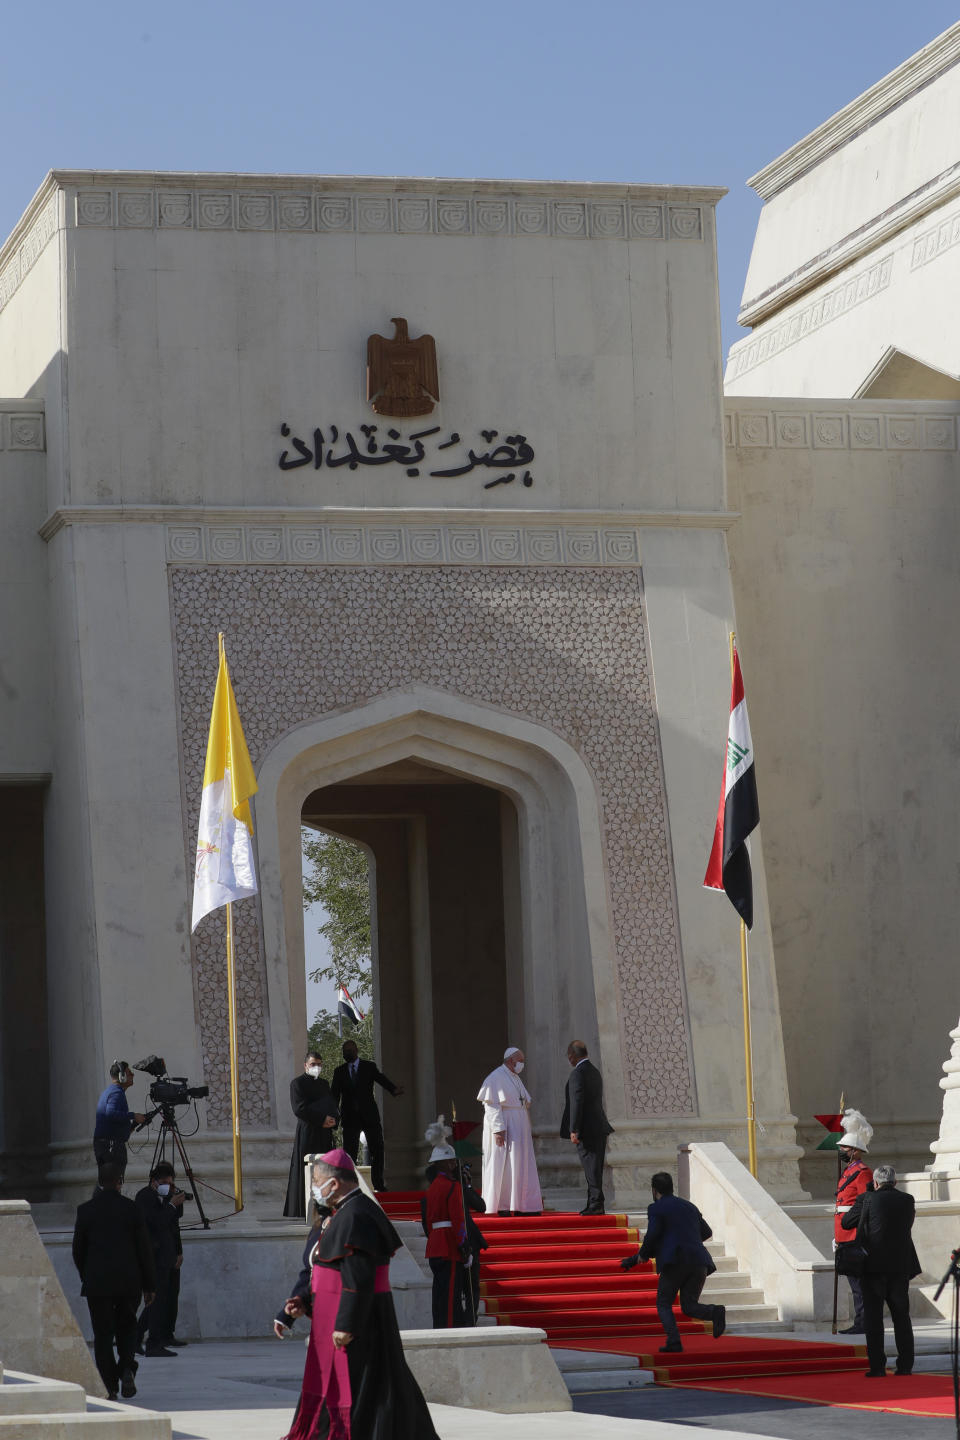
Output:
[725, 407, 957, 452]
[75, 188, 704, 244]
[911, 206, 960, 270]
[0, 412, 45, 451]
[727, 254, 893, 381]
[165, 522, 642, 567]
[0, 196, 57, 319]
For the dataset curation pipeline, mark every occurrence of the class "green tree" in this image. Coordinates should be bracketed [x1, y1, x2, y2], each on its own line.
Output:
[302, 828, 375, 1079]
[306, 1007, 376, 1081]
[302, 828, 373, 1000]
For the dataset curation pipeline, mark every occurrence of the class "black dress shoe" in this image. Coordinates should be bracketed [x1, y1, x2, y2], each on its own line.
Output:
[659, 1342, 683, 1352]
[165, 1337, 188, 1347]
[864, 1369, 886, 1378]
[106, 1392, 118, 1402]
[712, 1305, 727, 1339]
[580, 1206, 605, 1215]
[895, 1368, 913, 1375]
[144, 1346, 177, 1357]
[120, 1370, 137, 1398]
[840, 1325, 865, 1334]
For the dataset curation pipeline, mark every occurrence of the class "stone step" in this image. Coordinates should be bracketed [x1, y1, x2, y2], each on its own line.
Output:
[702, 1271, 754, 1290]
[722, 1303, 781, 1325]
[0, 1377, 86, 1417]
[564, 1368, 652, 1392]
[0, 1414, 170, 1440]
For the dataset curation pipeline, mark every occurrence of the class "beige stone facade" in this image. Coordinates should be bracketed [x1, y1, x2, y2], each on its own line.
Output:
[4, 25, 960, 1209]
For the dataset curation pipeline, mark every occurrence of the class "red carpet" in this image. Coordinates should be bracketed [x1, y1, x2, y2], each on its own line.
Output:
[667, 1366, 959, 1417]
[376, 1195, 871, 1385]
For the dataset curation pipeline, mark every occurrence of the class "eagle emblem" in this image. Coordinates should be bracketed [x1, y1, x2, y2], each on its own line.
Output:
[366, 318, 439, 418]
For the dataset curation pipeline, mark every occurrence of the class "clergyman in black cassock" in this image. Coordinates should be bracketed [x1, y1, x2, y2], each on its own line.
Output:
[560, 1041, 614, 1214]
[276, 1152, 437, 1440]
[283, 1055, 340, 1218]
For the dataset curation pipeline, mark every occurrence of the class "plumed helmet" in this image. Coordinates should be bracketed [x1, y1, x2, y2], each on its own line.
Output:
[838, 1108, 873, 1155]
[425, 1114, 455, 1164]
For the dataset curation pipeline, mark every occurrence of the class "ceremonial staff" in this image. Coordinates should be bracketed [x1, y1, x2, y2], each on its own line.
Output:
[451, 1099, 482, 1325]
[814, 1094, 846, 1334]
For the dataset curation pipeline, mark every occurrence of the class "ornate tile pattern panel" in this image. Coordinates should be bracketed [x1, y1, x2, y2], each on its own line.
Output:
[170, 565, 693, 1127]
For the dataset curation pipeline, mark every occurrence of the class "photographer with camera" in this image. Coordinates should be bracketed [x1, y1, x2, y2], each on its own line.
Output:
[93, 1061, 146, 1180]
[134, 1162, 185, 1357]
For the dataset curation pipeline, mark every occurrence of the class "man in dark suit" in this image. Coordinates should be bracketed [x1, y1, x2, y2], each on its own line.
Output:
[330, 1039, 404, 1192]
[72, 1161, 156, 1399]
[134, 1161, 183, 1357]
[841, 1163, 920, 1376]
[560, 1040, 614, 1214]
[621, 1171, 726, 1352]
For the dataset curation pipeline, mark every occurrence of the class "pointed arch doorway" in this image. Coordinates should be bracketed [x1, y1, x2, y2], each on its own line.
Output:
[257, 689, 623, 1193]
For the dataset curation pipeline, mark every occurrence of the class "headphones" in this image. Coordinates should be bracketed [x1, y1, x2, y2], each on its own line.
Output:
[115, 1060, 128, 1083]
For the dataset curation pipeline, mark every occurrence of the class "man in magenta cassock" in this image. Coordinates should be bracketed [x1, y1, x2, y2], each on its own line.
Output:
[274, 1148, 437, 1440]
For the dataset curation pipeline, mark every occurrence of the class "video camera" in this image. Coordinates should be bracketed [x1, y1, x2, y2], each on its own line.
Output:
[134, 1054, 209, 1108]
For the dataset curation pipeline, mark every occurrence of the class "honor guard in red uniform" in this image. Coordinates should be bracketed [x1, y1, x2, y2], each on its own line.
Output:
[834, 1109, 874, 1334]
[422, 1118, 468, 1328]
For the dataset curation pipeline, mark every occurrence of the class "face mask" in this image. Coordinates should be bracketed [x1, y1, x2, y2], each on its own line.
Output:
[306, 1066, 321, 1078]
[157, 1183, 171, 1197]
[514, 1061, 524, 1074]
[312, 1178, 336, 1205]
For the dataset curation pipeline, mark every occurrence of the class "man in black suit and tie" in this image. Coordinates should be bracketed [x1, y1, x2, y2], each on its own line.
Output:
[560, 1040, 614, 1214]
[72, 1162, 156, 1399]
[841, 1164, 921, 1376]
[331, 1039, 404, 1192]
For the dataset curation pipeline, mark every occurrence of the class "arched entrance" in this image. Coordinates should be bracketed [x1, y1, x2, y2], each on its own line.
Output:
[256, 688, 622, 1193]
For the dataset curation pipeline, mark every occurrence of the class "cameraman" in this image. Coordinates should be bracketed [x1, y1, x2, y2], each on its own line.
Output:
[135, 1162, 184, 1357]
[93, 1061, 146, 1180]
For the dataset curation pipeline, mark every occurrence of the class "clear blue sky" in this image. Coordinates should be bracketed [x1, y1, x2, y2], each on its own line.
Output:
[10, 6, 953, 1031]
[3, 5, 956, 355]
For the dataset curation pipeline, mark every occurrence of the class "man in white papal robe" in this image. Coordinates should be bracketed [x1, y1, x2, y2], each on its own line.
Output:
[477, 1046, 542, 1214]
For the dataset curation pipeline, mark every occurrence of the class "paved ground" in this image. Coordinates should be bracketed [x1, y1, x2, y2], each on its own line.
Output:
[103, 1333, 960, 1440]
[111, 1337, 783, 1440]
[574, 1385, 960, 1440]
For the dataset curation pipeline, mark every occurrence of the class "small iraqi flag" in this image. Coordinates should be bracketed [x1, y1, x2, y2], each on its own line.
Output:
[338, 986, 364, 1029]
[704, 645, 760, 929]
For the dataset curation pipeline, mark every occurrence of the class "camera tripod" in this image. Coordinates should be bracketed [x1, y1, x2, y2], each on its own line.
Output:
[144, 1103, 217, 1229]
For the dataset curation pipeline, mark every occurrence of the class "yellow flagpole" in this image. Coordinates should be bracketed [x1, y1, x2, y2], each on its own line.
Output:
[730, 630, 758, 1179]
[221, 625, 243, 1214]
[225, 898, 244, 1212]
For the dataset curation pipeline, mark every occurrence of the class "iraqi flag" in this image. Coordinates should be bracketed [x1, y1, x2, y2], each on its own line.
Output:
[338, 986, 364, 1029]
[703, 645, 760, 928]
[191, 636, 258, 931]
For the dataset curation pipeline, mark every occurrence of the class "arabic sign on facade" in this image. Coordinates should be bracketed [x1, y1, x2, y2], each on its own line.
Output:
[278, 423, 535, 490]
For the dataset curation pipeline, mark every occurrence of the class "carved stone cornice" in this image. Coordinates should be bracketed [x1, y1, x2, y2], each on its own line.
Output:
[749, 23, 960, 202]
[724, 401, 960, 452]
[0, 174, 725, 298]
[38, 504, 741, 551]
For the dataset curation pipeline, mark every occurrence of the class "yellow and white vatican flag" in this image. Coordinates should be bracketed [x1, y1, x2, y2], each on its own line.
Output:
[191, 636, 258, 931]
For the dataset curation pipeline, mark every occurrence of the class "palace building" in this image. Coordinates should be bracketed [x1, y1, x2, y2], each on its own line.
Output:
[3, 22, 960, 1210]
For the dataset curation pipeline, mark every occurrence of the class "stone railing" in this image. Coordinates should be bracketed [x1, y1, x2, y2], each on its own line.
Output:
[679, 1142, 835, 1324]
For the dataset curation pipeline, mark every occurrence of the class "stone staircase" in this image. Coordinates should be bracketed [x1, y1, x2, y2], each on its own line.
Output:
[0, 1366, 170, 1440]
[393, 1214, 779, 1330]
